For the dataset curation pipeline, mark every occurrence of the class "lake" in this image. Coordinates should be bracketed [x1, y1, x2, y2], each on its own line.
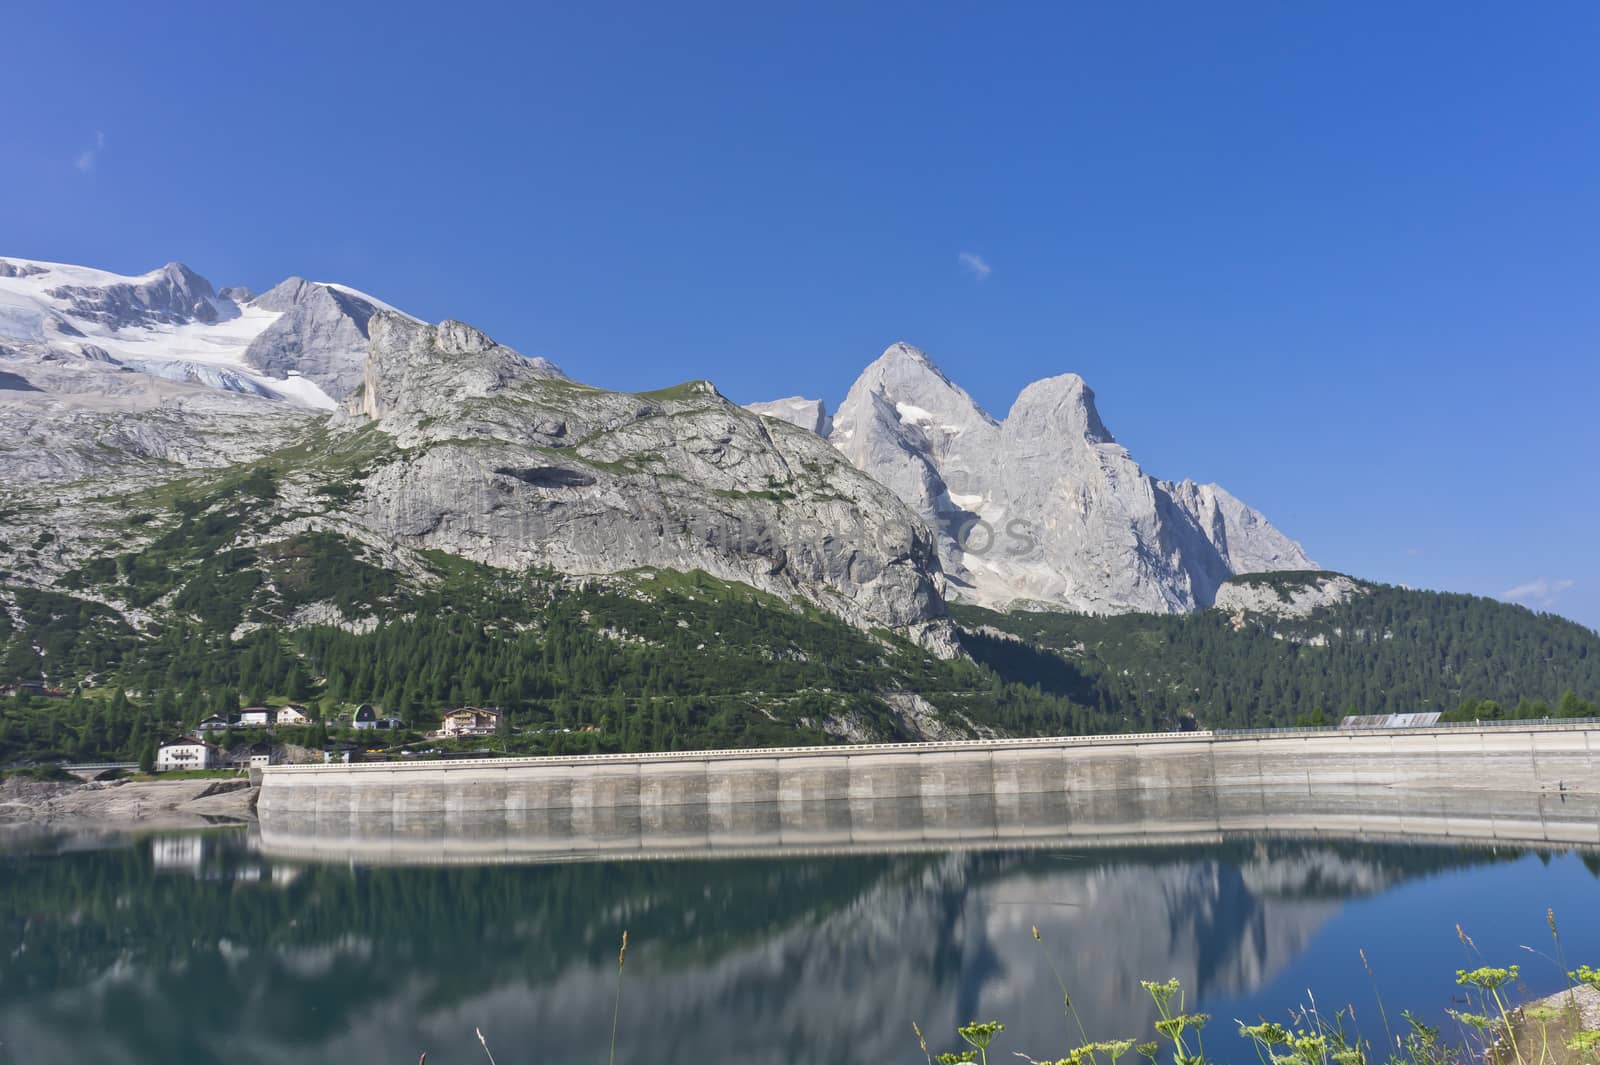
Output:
[1, 818, 1597, 1064]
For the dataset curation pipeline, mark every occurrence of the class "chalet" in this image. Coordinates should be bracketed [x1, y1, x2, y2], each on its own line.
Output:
[196, 715, 234, 732]
[351, 705, 379, 730]
[239, 707, 275, 727]
[436, 706, 503, 738]
[156, 736, 219, 772]
[275, 705, 311, 726]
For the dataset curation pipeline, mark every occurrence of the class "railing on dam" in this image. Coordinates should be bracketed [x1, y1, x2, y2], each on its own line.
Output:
[1214, 717, 1600, 738]
[260, 717, 1600, 776]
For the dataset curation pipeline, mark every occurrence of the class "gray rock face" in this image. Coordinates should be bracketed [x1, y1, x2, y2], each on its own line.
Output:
[0, 260, 46, 279]
[745, 396, 832, 436]
[45, 262, 225, 328]
[817, 343, 1314, 614]
[1213, 572, 1367, 618]
[338, 314, 957, 653]
[0, 350, 316, 487]
[243, 278, 385, 399]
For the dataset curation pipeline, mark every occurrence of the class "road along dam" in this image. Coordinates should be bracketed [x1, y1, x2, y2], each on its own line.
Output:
[256, 723, 1600, 863]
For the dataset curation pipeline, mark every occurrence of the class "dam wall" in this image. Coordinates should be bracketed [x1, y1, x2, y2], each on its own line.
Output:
[256, 725, 1600, 861]
[260, 724, 1599, 816]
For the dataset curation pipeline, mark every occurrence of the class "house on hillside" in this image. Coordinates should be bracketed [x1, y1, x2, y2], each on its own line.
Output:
[352, 705, 379, 730]
[239, 707, 275, 727]
[196, 715, 234, 732]
[436, 706, 503, 738]
[276, 705, 311, 726]
[157, 736, 219, 772]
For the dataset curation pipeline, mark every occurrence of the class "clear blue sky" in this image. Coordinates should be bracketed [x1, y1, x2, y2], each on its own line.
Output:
[5, 2, 1598, 630]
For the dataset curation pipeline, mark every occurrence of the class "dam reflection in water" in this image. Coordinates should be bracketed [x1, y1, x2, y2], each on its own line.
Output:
[1, 789, 1597, 1065]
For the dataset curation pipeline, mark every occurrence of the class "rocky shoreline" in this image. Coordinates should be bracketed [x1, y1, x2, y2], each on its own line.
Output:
[0, 776, 258, 830]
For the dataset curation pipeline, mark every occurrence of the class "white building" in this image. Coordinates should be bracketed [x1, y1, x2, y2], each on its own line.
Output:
[435, 706, 503, 738]
[239, 707, 275, 727]
[275, 705, 311, 726]
[156, 737, 219, 772]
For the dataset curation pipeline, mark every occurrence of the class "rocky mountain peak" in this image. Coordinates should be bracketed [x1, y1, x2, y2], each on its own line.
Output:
[45, 260, 224, 328]
[877, 340, 940, 371]
[832, 344, 997, 459]
[242, 278, 394, 401]
[846, 343, 991, 422]
[354, 312, 566, 425]
[327, 313, 959, 652]
[436, 319, 498, 356]
[250, 277, 318, 311]
[745, 396, 832, 435]
[757, 341, 1314, 614]
[1006, 372, 1113, 445]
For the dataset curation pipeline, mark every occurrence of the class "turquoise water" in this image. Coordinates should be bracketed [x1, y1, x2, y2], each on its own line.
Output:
[0, 831, 1595, 1064]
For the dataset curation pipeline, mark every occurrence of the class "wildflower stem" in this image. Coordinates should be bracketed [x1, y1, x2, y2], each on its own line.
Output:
[609, 930, 629, 1065]
[1033, 926, 1097, 1062]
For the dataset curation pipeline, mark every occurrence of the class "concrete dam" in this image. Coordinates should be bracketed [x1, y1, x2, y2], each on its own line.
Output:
[256, 723, 1600, 863]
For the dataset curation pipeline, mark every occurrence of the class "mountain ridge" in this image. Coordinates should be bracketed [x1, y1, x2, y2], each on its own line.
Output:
[749, 343, 1314, 615]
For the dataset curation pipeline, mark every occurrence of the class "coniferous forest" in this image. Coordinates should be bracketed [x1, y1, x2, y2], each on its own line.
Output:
[3, 539, 1598, 765]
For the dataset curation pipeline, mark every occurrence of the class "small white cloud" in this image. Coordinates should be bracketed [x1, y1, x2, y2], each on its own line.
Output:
[1502, 577, 1575, 609]
[958, 251, 991, 282]
[75, 130, 106, 174]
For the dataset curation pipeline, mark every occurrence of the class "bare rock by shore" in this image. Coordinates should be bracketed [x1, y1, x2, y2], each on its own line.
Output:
[0, 776, 258, 830]
[1508, 984, 1600, 1061]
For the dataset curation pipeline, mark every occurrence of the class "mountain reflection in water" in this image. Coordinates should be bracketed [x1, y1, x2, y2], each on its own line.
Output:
[2, 821, 1598, 1065]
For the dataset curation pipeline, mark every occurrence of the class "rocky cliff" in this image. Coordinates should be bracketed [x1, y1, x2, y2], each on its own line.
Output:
[757, 343, 1314, 614]
[329, 314, 958, 652]
[1212, 571, 1368, 618]
[0, 257, 959, 652]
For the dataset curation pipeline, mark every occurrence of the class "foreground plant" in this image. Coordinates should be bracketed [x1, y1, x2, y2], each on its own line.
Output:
[945, 921, 1600, 1065]
[1454, 965, 1524, 1063]
[1143, 978, 1210, 1065]
[1032, 925, 1098, 1057]
[609, 929, 629, 1065]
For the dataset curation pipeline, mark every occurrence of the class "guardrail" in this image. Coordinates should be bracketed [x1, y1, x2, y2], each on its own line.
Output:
[1213, 717, 1600, 738]
[261, 717, 1600, 776]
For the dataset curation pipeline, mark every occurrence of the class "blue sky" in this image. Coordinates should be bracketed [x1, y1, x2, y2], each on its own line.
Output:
[5, 2, 1598, 629]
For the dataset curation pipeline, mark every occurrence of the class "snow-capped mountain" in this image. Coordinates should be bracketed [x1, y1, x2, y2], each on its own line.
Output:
[0, 256, 951, 650]
[0, 257, 402, 409]
[749, 342, 1314, 614]
[1, 253, 1305, 634]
